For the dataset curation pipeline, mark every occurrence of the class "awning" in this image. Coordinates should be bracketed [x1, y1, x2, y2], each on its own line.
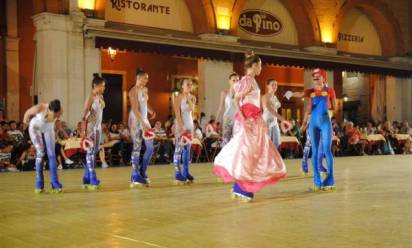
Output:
[87, 22, 412, 78]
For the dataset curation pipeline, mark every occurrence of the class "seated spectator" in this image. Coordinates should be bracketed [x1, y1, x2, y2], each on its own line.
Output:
[345, 122, 367, 155]
[193, 120, 203, 140]
[288, 120, 302, 140]
[7, 120, 24, 145]
[164, 115, 175, 138]
[0, 125, 10, 142]
[199, 112, 207, 134]
[0, 141, 18, 172]
[206, 120, 220, 139]
[108, 123, 123, 163]
[403, 139, 412, 155]
[192, 120, 203, 158]
[378, 120, 396, 154]
[366, 121, 376, 135]
[400, 121, 412, 135]
[72, 121, 84, 138]
[55, 120, 74, 169]
[16, 144, 36, 171]
[153, 120, 173, 162]
[7, 120, 26, 164]
[99, 123, 118, 168]
[118, 123, 132, 164]
[61, 121, 72, 137]
[205, 119, 221, 150]
[1, 121, 10, 133]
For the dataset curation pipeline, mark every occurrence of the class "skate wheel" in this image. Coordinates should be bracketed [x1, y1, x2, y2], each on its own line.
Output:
[231, 193, 238, 200]
[130, 182, 148, 189]
[174, 180, 188, 186]
[50, 188, 63, 193]
[34, 188, 44, 194]
[87, 185, 100, 191]
[240, 197, 253, 203]
[301, 172, 309, 177]
[312, 186, 321, 192]
[82, 184, 89, 189]
[321, 186, 336, 192]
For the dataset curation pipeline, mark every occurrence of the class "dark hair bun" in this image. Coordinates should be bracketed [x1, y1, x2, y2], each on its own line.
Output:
[245, 50, 255, 59]
[49, 99, 61, 113]
[92, 73, 104, 88]
[244, 50, 261, 68]
[136, 68, 146, 76]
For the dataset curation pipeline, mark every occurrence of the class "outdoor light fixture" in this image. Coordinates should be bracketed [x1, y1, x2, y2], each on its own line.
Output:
[172, 87, 180, 96]
[216, 7, 231, 34]
[343, 94, 349, 102]
[107, 47, 117, 61]
[78, 0, 96, 17]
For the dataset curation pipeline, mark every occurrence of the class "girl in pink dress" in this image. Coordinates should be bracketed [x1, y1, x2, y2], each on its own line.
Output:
[213, 51, 287, 202]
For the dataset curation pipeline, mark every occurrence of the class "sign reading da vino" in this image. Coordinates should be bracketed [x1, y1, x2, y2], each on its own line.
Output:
[105, 0, 193, 32]
[238, 9, 283, 36]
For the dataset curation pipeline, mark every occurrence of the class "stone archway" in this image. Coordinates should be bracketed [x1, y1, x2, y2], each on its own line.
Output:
[334, 0, 404, 56]
[230, 0, 321, 47]
[184, 0, 216, 34]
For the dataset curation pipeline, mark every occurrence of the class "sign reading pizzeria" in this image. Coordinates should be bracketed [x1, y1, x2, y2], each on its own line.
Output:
[338, 32, 364, 43]
[238, 9, 283, 36]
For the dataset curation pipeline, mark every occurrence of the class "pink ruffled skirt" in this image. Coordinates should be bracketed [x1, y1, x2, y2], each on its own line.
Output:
[213, 103, 287, 193]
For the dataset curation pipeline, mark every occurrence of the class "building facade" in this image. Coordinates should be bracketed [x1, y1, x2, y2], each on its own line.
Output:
[1, 0, 412, 127]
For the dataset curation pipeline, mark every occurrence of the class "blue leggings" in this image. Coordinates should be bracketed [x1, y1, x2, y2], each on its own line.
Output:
[83, 129, 101, 184]
[173, 134, 192, 178]
[131, 128, 154, 178]
[302, 134, 326, 174]
[29, 126, 60, 189]
[308, 114, 334, 187]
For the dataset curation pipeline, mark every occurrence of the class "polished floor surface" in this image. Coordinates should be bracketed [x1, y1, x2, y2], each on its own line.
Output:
[0, 155, 411, 248]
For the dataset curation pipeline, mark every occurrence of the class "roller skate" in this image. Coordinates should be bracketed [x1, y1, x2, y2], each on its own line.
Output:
[312, 185, 322, 192]
[321, 174, 335, 192]
[82, 170, 90, 189]
[186, 173, 194, 184]
[321, 185, 337, 192]
[139, 168, 151, 185]
[301, 168, 309, 177]
[34, 179, 44, 194]
[50, 181, 63, 193]
[130, 170, 149, 188]
[320, 165, 328, 178]
[85, 171, 100, 191]
[174, 171, 188, 185]
[232, 183, 253, 202]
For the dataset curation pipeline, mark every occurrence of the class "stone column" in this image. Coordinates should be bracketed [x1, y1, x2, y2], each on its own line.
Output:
[5, 0, 20, 120]
[198, 59, 234, 120]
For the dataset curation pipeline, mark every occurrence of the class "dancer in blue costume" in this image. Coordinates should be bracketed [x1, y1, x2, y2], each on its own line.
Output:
[302, 69, 336, 191]
[80, 73, 106, 191]
[173, 78, 196, 184]
[301, 130, 327, 176]
[129, 68, 156, 188]
[23, 100, 64, 193]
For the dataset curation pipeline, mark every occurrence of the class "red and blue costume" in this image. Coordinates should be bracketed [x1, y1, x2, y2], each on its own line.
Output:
[304, 84, 336, 190]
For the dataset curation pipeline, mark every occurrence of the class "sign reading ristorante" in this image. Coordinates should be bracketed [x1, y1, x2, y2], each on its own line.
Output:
[238, 9, 283, 36]
[105, 0, 193, 32]
[110, 0, 171, 15]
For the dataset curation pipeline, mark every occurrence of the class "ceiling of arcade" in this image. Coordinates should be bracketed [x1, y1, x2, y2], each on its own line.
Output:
[30, 0, 409, 56]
